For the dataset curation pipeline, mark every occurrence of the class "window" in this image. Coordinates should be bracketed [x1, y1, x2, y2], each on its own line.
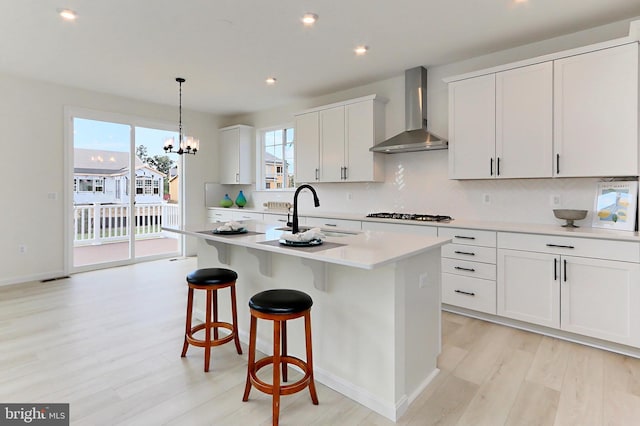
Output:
[136, 178, 144, 194]
[153, 180, 160, 195]
[259, 127, 294, 190]
[94, 178, 104, 193]
[78, 178, 94, 192]
[144, 178, 152, 195]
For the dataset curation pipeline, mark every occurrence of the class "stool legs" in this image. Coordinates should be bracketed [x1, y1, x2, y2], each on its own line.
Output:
[281, 321, 287, 382]
[242, 315, 258, 401]
[305, 311, 319, 404]
[273, 319, 281, 426]
[212, 289, 219, 340]
[181, 287, 194, 358]
[230, 285, 243, 355]
[204, 288, 213, 372]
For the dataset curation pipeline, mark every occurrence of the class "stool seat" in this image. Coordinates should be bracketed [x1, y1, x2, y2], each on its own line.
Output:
[186, 268, 238, 286]
[249, 289, 313, 315]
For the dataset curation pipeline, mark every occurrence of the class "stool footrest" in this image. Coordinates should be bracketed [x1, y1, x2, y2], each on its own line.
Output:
[186, 322, 236, 348]
[249, 355, 312, 396]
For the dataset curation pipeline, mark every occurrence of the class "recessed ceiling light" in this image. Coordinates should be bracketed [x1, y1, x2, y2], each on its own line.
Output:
[302, 13, 318, 26]
[265, 77, 277, 85]
[57, 8, 77, 21]
[354, 45, 369, 56]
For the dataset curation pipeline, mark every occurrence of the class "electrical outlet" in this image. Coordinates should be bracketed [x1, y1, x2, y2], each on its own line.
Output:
[47, 192, 57, 200]
[551, 194, 561, 207]
[18, 244, 27, 254]
[346, 192, 353, 201]
[483, 193, 491, 204]
[419, 273, 429, 288]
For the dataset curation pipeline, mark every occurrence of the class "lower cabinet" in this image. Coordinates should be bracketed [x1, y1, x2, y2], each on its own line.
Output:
[498, 232, 640, 347]
[439, 227, 497, 314]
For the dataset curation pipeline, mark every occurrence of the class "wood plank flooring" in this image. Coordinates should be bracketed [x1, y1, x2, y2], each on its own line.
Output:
[1, 257, 640, 425]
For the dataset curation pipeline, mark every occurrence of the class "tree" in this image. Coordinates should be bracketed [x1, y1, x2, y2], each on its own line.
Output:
[136, 145, 174, 176]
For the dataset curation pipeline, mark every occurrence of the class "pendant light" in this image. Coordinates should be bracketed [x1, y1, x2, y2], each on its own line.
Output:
[163, 77, 199, 155]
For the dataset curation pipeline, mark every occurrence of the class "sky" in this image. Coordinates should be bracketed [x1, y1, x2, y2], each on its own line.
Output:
[73, 118, 178, 158]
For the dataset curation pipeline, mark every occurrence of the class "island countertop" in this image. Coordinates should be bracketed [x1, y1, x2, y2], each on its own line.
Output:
[164, 222, 450, 270]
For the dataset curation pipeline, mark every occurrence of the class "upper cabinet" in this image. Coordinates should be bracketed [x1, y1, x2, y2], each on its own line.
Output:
[447, 41, 639, 180]
[294, 95, 385, 183]
[448, 62, 553, 179]
[553, 43, 639, 177]
[219, 125, 253, 184]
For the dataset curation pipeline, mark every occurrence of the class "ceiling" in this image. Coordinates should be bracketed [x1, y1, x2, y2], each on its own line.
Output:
[2, 1, 640, 116]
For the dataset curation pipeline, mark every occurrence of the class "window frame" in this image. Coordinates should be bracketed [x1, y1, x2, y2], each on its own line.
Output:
[256, 124, 295, 192]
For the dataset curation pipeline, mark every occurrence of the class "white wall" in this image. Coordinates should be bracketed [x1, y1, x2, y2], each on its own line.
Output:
[0, 73, 220, 285]
[223, 17, 638, 225]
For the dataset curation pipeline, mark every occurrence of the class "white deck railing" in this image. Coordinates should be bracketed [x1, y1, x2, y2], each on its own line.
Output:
[74, 203, 180, 245]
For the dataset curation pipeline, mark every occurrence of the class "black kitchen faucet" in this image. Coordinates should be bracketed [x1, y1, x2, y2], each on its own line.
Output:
[290, 184, 320, 234]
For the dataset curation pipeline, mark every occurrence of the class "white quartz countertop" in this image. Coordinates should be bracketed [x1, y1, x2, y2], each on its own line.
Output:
[164, 222, 450, 270]
[208, 207, 640, 242]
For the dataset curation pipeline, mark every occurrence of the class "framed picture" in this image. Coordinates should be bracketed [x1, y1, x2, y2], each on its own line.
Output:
[592, 181, 638, 231]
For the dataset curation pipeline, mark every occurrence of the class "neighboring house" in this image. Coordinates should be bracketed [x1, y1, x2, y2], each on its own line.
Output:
[264, 152, 287, 189]
[73, 148, 165, 205]
[168, 166, 179, 203]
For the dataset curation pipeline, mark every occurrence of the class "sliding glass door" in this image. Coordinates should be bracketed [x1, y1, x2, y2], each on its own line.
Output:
[68, 112, 182, 271]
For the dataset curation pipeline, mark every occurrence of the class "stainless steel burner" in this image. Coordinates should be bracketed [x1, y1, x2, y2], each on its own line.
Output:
[366, 212, 453, 222]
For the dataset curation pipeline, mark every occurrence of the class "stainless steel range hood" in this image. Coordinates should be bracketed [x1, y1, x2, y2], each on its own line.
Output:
[370, 67, 447, 153]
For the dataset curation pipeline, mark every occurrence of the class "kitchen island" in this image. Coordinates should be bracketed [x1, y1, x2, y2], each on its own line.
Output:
[164, 221, 449, 421]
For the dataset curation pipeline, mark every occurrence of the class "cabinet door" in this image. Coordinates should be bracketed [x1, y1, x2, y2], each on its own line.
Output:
[295, 112, 320, 183]
[561, 256, 640, 347]
[497, 249, 560, 328]
[554, 43, 639, 177]
[345, 100, 376, 182]
[219, 127, 240, 184]
[448, 74, 496, 179]
[320, 106, 345, 182]
[496, 62, 553, 178]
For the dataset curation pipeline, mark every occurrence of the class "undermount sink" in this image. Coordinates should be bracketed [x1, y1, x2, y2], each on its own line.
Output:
[275, 226, 359, 237]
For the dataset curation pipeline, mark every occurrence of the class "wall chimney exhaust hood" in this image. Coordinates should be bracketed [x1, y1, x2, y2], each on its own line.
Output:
[370, 67, 447, 153]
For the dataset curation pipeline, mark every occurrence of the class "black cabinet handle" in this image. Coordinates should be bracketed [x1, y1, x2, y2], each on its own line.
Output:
[455, 289, 476, 297]
[455, 235, 476, 240]
[454, 266, 476, 272]
[554, 258, 558, 281]
[454, 250, 475, 256]
[490, 158, 494, 176]
[324, 223, 338, 227]
[556, 153, 560, 174]
[497, 157, 500, 176]
[315, 168, 319, 180]
[564, 259, 567, 282]
[546, 244, 575, 249]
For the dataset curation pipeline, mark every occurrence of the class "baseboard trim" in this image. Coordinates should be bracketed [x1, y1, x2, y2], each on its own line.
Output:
[0, 270, 67, 287]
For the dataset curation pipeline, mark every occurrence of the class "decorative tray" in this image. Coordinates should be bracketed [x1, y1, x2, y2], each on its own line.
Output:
[278, 238, 323, 247]
[212, 228, 248, 235]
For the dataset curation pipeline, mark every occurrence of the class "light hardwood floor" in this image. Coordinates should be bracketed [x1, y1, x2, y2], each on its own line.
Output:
[2, 257, 640, 425]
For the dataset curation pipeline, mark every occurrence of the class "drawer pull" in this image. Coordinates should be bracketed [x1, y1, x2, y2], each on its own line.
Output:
[454, 250, 475, 256]
[277, 219, 287, 222]
[324, 223, 338, 227]
[455, 235, 476, 240]
[454, 266, 476, 272]
[546, 243, 575, 249]
[455, 289, 476, 297]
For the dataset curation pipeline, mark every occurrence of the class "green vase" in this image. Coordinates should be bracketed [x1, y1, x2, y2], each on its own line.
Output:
[235, 190, 247, 208]
[220, 194, 233, 208]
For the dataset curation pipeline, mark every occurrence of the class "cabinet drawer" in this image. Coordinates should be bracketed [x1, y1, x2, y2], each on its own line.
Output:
[306, 217, 362, 231]
[234, 211, 263, 221]
[442, 243, 496, 264]
[263, 213, 289, 225]
[361, 221, 438, 236]
[442, 258, 496, 280]
[438, 227, 496, 247]
[442, 274, 496, 314]
[207, 209, 234, 223]
[498, 232, 640, 263]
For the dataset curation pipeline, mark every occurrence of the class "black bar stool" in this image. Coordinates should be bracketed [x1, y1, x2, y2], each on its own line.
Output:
[242, 289, 319, 426]
[181, 268, 242, 372]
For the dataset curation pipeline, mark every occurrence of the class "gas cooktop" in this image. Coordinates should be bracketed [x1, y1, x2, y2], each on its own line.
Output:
[366, 212, 453, 222]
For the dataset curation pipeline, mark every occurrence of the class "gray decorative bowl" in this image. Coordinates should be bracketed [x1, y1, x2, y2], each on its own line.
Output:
[553, 209, 588, 228]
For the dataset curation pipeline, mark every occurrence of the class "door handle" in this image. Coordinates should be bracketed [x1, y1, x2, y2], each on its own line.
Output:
[556, 153, 560, 174]
[235, 173, 239, 183]
[497, 157, 500, 176]
[490, 158, 494, 176]
[554, 258, 558, 281]
[315, 168, 319, 180]
[564, 259, 567, 282]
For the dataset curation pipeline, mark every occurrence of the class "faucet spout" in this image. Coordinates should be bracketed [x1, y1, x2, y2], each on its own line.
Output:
[292, 184, 320, 234]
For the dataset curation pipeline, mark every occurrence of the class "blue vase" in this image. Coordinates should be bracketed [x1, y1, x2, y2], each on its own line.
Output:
[220, 194, 233, 208]
[235, 190, 247, 208]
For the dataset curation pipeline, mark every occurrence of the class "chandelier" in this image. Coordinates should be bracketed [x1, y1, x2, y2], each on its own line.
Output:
[164, 77, 199, 155]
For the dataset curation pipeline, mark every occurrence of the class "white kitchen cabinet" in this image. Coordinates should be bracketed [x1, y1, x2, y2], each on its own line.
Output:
[498, 232, 640, 347]
[305, 216, 361, 231]
[448, 62, 553, 179]
[219, 125, 253, 184]
[553, 43, 639, 177]
[207, 208, 262, 223]
[294, 95, 385, 183]
[496, 62, 553, 178]
[262, 212, 290, 226]
[295, 112, 320, 183]
[448, 74, 495, 179]
[439, 227, 497, 314]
